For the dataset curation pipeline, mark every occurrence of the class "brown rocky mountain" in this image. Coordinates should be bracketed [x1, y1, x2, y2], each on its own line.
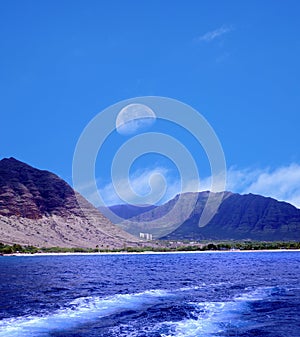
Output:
[0, 157, 140, 248]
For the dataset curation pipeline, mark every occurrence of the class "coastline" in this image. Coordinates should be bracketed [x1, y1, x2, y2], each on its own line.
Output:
[4, 249, 300, 257]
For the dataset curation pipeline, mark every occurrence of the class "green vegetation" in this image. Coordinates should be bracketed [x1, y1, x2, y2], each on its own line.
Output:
[0, 241, 300, 255]
[0, 243, 39, 254]
[173, 241, 300, 251]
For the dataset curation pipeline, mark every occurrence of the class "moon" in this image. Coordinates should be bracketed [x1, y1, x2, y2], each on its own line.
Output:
[116, 103, 156, 135]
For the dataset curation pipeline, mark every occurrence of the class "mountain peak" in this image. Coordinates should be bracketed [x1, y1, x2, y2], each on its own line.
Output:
[104, 190, 300, 241]
[0, 158, 139, 248]
[0, 156, 20, 164]
[0, 157, 39, 171]
[160, 192, 300, 241]
[1, 156, 23, 163]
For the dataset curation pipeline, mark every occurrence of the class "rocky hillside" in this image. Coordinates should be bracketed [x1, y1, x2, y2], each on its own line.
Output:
[110, 192, 230, 239]
[160, 192, 300, 241]
[0, 157, 140, 248]
[105, 191, 300, 241]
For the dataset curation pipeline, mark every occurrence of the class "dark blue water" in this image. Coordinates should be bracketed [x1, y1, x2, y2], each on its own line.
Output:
[0, 252, 299, 337]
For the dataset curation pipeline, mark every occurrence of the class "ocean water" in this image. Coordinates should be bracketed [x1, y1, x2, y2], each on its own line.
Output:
[0, 252, 299, 337]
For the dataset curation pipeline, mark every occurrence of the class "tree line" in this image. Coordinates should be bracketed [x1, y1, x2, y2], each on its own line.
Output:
[1, 241, 300, 255]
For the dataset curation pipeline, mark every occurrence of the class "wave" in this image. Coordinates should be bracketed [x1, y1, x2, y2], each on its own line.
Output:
[178, 284, 206, 292]
[153, 286, 279, 337]
[0, 289, 171, 337]
[0, 286, 280, 337]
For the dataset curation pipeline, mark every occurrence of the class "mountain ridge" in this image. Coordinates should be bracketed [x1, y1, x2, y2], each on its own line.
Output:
[102, 191, 300, 241]
[0, 157, 140, 248]
[1, 157, 299, 245]
[161, 192, 300, 241]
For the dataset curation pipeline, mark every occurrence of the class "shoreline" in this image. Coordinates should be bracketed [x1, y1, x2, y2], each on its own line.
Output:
[3, 249, 300, 257]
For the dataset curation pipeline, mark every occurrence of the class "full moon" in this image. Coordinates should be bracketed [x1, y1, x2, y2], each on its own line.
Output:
[116, 103, 156, 135]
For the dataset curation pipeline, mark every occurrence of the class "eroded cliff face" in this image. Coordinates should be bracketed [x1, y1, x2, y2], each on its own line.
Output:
[0, 157, 139, 248]
[160, 192, 300, 241]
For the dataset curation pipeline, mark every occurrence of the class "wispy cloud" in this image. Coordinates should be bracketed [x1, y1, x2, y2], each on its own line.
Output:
[226, 164, 300, 208]
[98, 167, 180, 206]
[83, 163, 300, 209]
[181, 164, 300, 208]
[197, 25, 234, 42]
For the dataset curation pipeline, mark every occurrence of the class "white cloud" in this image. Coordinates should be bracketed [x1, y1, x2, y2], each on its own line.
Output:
[97, 165, 216, 207]
[97, 166, 224, 206]
[197, 25, 234, 42]
[85, 163, 300, 209]
[226, 164, 300, 208]
[98, 167, 178, 206]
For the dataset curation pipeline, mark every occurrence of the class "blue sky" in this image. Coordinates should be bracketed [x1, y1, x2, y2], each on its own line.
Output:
[1, 1, 300, 207]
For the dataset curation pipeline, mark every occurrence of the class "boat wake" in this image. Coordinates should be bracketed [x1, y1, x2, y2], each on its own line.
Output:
[0, 286, 280, 337]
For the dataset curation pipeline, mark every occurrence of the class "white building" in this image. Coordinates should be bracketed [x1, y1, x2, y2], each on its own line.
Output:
[139, 232, 153, 240]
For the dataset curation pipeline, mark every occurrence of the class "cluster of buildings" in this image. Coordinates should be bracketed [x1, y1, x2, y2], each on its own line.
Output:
[139, 232, 153, 240]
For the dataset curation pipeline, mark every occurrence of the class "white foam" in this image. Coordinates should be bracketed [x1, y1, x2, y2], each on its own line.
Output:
[158, 301, 242, 337]
[0, 289, 170, 337]
[0, 286, 277, 337]
[178, 284, 205, 292]
[234, 286, 276, 301]
[157, 287, 276, 337]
